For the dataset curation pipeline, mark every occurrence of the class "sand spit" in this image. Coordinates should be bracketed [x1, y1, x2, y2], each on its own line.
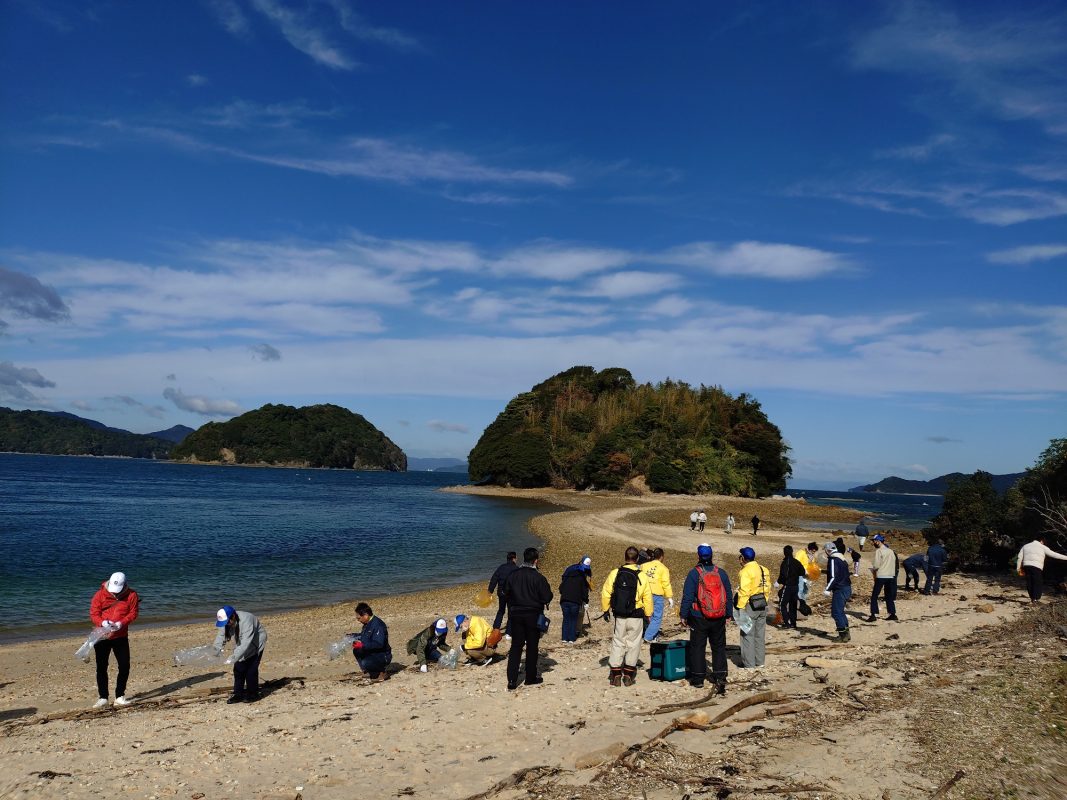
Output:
[1, 487, 1063, 799]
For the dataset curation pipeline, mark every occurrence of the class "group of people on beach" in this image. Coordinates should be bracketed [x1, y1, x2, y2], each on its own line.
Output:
[703, 512, 759, 536]
[83, 530, 1065, 707]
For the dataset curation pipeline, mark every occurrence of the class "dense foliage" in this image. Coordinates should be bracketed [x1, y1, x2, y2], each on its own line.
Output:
[924, 438, 1067, 567]
[171, 403, 406, 470]
[0, 407, 173, 459]
[852, 471, 1024, 495]
[468, 366, 791, 496]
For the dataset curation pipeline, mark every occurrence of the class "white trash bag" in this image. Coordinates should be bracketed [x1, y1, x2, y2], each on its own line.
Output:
[75, 626, 111, 662]
[438, 648, 458, 670]
[326, 634, 357, 660]
[173, 644, 225, 667]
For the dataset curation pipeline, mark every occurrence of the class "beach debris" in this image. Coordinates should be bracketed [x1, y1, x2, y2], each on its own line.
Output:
[648, 688, 785, 717]
[566, 719, 586, 733]
[474, 587, 493, 608]
[803, 656, 857, 670]
[31, 771, 71, 780]
[173, 645, 225, 667]
[439, 648, 459, 670]
[325, 635, 357, 660]
[930, 769, 966, 799]
[575, 741, 628, 769]
[74, 626, 110, 661]
[975, 604, 994, 614]
[459, 765, 561, 800]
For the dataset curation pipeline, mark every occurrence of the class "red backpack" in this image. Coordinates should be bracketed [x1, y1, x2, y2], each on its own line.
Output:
[694, 566, 727, 619]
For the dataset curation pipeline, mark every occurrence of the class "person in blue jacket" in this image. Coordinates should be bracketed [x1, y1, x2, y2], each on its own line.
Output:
[351, 602, 392, 681]
[924, 540, 948, 595]
[824, 541, 852, 642]
[679, 543, 733, 695]
[902, 553, 927, 591]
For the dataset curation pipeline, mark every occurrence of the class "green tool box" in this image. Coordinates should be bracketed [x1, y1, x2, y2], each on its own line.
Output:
[649, 639, 688, 681]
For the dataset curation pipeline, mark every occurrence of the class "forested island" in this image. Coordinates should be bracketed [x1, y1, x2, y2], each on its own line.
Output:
[852, 472, 1024, 495]
[468, 366, 790, 496]
[0, 407, 176, 458]
[171, 403, 407, 470]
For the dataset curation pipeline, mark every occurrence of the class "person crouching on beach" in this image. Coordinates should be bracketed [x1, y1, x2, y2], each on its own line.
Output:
[406, 618, 450, 672]
[455, 614, 498, 664]
[89, 571, 140, 708]
[601, 547, 653, 687]
[214, 605, 268, 703]
[351, 602, 392, 681]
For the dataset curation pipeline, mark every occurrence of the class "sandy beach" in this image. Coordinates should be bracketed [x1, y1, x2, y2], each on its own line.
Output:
[1, 487, 1063, 800]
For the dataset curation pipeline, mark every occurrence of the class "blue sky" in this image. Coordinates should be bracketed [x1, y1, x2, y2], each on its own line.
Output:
[1, 1, 1065, 487]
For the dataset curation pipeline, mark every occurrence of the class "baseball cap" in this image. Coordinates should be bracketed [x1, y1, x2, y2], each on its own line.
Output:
[106, 572, 126, 593]
[215, 606, 235, 627]
[697, 543, 713, 560]
[581, 555, 592, 569]
[454, 614, 467, 632]
[740, 547, 756, 560]
[872, 533, 886, 543]
[434, 618, 448, 634]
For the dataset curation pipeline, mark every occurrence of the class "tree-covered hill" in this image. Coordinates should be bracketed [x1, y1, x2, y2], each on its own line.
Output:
[851, 472, 1024, 495]
[468, 366, 791, 496]
[0, 407, 174, 459]
[171, 403, 406, 470]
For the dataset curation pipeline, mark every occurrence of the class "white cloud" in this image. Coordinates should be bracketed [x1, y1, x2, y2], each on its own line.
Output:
[427, 419, 469, 434]
[491, 243, 631, 281]
[876, 133, 956, 161]
[163, 387, 243, 417]
[206, 0, 251, 37]
[103, 395, 166, 419]
[660, 241, 853, 280]
[584, 271, 683, 299]
[248, 0, 356, 70]
[70, 399, 94, 411]
[186, 74, 209, 87]
[0, 361, 56, 402]
[904, 463, 930, 476]
[987, 244, 1067, 265]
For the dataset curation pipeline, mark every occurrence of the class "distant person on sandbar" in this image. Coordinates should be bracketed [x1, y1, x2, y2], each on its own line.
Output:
[641, 548, 673, 643]
[601, 546, 652, 687]
[697, 509, 707, 532]
[455, 614, 498, 665]
[923, 539, 948, 595]
[214, 605, 268, 703]
[558, 556, 592, 643]
[690, 511, 699, 531]
[504, 547, 552, 690]
[406, 618, 451, 672]
[725, 513, 735, 535]
[902, 553, 927, 591]
[1016, 536, 1067, 604]
[89, 571, 140, 708]
[488, 551, 518, 638]
[823, 542, 852, 642]
[350, 602, 392, 682]
[680, 544, 732, 694]
[848, 545, 862, 576]
[855, 519, 869, 551]
[751, 515, 760, 536]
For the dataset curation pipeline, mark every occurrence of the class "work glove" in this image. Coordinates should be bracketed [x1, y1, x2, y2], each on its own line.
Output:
[100, 621, 114, 629]
[823, 590, 832, 597]
[352, 641, 363, 651]
[110, 621, 123, 631]
[420, 665, 428, 673]
[773, 582, 781, 590]
[667, 598, 674, 608]
[224, 656, 234, 665]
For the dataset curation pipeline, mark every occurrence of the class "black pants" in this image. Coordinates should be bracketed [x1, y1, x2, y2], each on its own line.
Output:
[1024, 566, 1043, 601]
[94, 637, 130, 699]
[506, 612, 541, 686]
[871, 578, 897, 616]
[903, 566, 921, 589]
[781, 585, 799, 627]
[923, 567, 943, 594]
[233, 650, 263, 695]
[686, 615, 727, 685]
[492, 594, 509, 633]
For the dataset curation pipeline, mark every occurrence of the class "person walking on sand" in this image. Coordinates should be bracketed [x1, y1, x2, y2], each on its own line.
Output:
[824, 542, 852, 642]
[641, 548, 673, 643]
[751, 515, 760, 536]
[559, 556, 592, 642]
[725, 513, 735, 535]
[902, 553, 927, 591]
[505, 547, 552, 690]
[855, 519, 869, 551]
[923, 540, 948, 595]
[697, 510, 707, 533]
[1016, 536, 1067, 604]
[488, 551, 519, 637]
[736, 547, 771, 668]
[867, 534, 898, 622]
[89, 571, 140, 708]
[350, 602, 392, 681]
[774, 545, 805, 629]
[689, 510, 699, 531]
[601, 546, 653, 687]
[680, 544, 733, 694]
[406, 618, 451, 672]
[849, 545, 862, 577]
[455, 614, 498, 665]
[214, 605, 268, 702]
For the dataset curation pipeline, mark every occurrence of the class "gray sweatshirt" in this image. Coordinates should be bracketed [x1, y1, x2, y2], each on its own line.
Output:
[214, 610, 268, 662]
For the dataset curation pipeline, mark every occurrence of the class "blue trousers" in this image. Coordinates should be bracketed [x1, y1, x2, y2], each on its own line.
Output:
[923, 568, 943, 594]
[560, 601, 581, 641]
[643, 595, 665, 641]
[831, 586, 851, 630]
[355, 650, 391, 677]
[870, 578, 896, 616]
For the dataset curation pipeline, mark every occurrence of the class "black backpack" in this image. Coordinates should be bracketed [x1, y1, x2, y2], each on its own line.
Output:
[610, 567, 640, 617]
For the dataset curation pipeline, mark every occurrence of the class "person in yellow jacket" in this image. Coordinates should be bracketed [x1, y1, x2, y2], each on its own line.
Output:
[641, 547, 673, 643]
[601, 547, 654, 687]
[735, 547, 771, 668]
[454, 614, 497, 665]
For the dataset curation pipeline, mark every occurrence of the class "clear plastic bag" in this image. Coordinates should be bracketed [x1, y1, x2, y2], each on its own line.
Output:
[326, 635, 357, 660]
[75, 626, 110, 662]
[438, 648, 458, 670]
[736, 608, 753, 635]
[173, 644, 225, 667]
[798, 576, 811, 601]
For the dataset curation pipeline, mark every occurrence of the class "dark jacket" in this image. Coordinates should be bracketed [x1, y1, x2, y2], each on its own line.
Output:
[903, 553, 927, 571]
[506, 564, 553, 615]
[559, 563, 591, 605]
[488, 561, 519, 596]
[777, 556, 805, 587]
[405, 625, 448, 666]
[926, 544, 947, 569]
[356, 615, 391, 659]
[680, 563, 734, 622]
[825, 554, 852, 592]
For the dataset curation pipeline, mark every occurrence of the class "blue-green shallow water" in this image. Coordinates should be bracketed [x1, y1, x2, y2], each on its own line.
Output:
[0, 454, 543, 641]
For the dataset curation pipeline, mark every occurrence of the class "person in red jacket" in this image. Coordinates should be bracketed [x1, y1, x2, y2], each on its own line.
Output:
[89, 571, 140, 708]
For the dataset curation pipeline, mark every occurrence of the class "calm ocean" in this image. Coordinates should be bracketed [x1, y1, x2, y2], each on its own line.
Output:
[790, 488, 943, 531]
[0, 454, 543, 641]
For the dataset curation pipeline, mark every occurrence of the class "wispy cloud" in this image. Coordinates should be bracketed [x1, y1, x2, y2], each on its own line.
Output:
[205, 0, 251, 38]
[660, 241, 853, 280]
[926, 436, 961, 444]
[163, 387, 243, 417]
[185, 73, 209, 88]
[249, 343, 282, 361]
[876, 133, 956, 161]
[427, 419, 469, 434]
[248, 0, 355, 70]
[323, 0, 423, 53]
[0, 265, 70, 329]
[0, 361, 56, 402]
[584, 271, 683, 299]
[103, 395, 166, 419]
[987, 244, 1067, 265]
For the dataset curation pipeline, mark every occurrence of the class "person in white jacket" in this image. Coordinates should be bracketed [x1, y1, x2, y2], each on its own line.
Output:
[1016, 537, 1067, 603]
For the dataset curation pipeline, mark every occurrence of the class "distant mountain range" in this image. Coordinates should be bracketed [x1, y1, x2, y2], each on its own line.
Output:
[407, 457, 468, 473]
[850, 472, 1025, 495]
[1, 408, 178, 459]
[39, 412, 195, 443]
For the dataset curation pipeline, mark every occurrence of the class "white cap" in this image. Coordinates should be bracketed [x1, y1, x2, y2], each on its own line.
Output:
[581, 556, 592, 568]
[107, 572, 127, 593]
[434, 618, 447, 633]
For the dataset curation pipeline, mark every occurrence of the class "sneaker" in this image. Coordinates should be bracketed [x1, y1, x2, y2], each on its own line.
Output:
[93, 698, 109, 709]
[715, 682, 727, 696]
[688, 680, 704, 688]
[113, 696, 131, 707]
[507, 681, 519, 691]
[622, 675, 636, 687]
[504, 634, 512, 641]
[887, 614, 899, 621]
[524, 676, 543, 686]
[244, 692, 261, 703]
[226, 693, 245, 704]
[609, 674, 622, 687]
[865, 615, 877, 623]
[838, 629, 851, 643]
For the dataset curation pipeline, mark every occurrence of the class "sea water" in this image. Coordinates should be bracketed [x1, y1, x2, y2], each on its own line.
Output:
[790, 489, 943, 531]
[0, 454, 542, 641]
